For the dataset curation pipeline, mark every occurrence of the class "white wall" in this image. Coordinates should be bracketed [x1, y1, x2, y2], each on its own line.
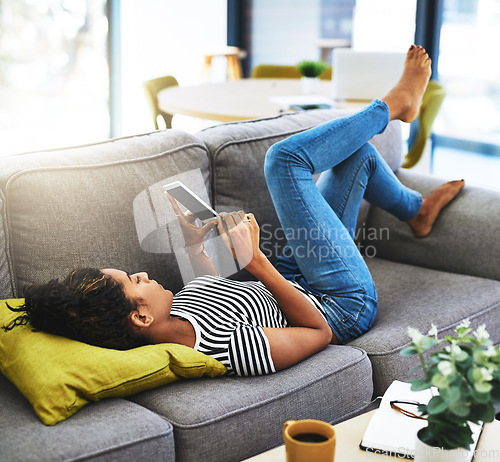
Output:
[352, 0, 416, 51]
[250, 0, 321, 68]
[120, 0, 227, 135]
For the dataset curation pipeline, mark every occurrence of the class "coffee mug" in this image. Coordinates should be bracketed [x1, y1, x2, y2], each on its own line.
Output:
[282, 419, 336, 462]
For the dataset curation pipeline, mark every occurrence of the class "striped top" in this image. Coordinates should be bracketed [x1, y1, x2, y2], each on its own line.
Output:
[170, 275, 325, 376]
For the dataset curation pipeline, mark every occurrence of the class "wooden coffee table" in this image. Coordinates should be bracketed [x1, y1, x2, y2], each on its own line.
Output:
[243, 409, 500, 461]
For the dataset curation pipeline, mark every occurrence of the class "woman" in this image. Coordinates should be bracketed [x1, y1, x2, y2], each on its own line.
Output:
[4, 46, 464, 376]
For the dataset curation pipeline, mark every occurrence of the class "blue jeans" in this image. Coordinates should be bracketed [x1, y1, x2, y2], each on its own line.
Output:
[264, 100, 422, 343]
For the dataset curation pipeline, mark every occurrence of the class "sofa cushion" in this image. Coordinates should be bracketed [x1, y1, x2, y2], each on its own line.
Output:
[349, 257, 500, 397]
[198, 110, 403, 266]
[0, 299, 226, 426]
[0, 130, 210, 297]
[0, 374, 175, 462]
[366, 169, 500, 282]
[0, 195, 11, 298]
[128, 345, 372, 462]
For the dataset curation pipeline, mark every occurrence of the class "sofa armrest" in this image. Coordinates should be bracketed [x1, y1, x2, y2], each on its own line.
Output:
[364, 169, 500, 282]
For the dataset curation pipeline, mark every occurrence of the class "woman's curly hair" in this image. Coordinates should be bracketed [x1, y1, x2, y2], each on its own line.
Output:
[2, 268, 149, 350]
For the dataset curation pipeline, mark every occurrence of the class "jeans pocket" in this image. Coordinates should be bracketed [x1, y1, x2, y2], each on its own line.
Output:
[320, 295, 360, 330]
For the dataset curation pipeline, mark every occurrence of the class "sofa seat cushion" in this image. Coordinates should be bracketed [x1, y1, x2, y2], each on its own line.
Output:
[128, 345, 372, 462]
[349, 258, 500, 397]
[198, 110, 403, 266]
[0, 374, 175, 462]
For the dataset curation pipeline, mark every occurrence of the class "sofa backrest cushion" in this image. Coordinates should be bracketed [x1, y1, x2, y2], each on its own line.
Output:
[0, 130, 210, 297]
[199, 109, 403, 265]
[0, 196, 10, 298]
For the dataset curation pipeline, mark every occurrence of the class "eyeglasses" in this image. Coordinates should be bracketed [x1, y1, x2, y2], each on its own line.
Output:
[389, 400, 427, 420]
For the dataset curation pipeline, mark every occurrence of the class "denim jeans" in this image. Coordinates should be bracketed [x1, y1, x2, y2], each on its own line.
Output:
[264, 100, 422, 343]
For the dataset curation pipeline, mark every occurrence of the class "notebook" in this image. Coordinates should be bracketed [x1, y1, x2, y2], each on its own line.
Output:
[332, 49, 406, 101]
[360, 380, 483, 460]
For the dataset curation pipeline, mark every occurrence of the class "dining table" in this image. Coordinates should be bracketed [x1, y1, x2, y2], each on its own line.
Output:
[157, 78, 368, 124]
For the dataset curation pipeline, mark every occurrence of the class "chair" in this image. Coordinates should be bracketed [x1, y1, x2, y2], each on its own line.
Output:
[251, 64, 333, 80]
[402, 80, 446, 169]
[202, 46, 246, 81]
[143, 75, 179, 130]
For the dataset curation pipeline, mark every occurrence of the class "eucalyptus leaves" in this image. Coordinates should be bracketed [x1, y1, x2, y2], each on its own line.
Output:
[401, 320, 500, 450]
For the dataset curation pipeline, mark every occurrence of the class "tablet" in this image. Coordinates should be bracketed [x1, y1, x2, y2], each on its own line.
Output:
[163, 181, 218, 222]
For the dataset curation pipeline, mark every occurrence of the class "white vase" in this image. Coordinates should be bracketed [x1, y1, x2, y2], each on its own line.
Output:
[414, 435, 471, 462]
[300, 77, 320, 95]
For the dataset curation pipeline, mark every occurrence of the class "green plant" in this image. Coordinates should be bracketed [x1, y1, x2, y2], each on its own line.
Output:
[296, 60, 328, 78]
[401, 320, 500, 450]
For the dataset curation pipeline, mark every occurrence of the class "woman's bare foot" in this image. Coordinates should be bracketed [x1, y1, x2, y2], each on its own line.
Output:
[382, 45, 432, 123]
[408, 180, 465, 237]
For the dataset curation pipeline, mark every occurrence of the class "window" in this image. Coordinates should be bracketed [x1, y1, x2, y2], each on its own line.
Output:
[119, 0, 227, 135]
[0, 0, 109, 155]
[0, 0, 228, 153]
[435, 0, 500, 150]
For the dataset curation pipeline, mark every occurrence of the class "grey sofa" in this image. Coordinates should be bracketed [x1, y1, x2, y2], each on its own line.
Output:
[1, 108, 499, 462]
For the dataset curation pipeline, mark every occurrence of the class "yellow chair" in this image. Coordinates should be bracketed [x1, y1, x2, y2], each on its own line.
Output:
[143, 75, 179, 130]
[402, 80, 446, 169]
[251, 64, 332, 80]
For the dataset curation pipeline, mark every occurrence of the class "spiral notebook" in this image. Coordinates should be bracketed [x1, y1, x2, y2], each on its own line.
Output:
[360, 380, 483, 460]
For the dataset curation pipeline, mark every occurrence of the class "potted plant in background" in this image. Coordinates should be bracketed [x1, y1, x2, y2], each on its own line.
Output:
[402, 320, 500, 461]
[296, 60, 328, 94]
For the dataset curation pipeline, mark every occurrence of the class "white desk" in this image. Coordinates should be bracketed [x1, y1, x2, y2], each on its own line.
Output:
[158, 79, 368, 123]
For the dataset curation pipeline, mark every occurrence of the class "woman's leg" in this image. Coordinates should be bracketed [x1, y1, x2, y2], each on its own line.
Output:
[264, 100, 413, 343]
[264, 45, 463, 343]
[315, 143, 421, 239]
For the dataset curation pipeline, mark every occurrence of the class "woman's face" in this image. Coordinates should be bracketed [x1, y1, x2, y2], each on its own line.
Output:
[100, 269, 173, 319]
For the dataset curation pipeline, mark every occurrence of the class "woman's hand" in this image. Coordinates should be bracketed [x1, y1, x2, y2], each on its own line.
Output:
[166, 193, 217, 248]
[217, 211, 265, 272]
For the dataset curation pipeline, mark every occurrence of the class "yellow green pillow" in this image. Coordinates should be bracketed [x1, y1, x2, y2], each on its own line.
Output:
[0, 299, 226, 426]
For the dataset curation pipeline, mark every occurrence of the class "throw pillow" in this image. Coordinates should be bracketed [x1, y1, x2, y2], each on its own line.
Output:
[0, 299, 226, 426]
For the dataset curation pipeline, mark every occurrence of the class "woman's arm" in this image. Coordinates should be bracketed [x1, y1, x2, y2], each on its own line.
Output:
[219, 212, 333, 371]
[255, 259, 333, 371]
[166, 193, 219, 277]
[184, 243, 220, 277]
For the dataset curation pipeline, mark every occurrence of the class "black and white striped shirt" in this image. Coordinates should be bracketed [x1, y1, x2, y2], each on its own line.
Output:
[170, 275, 325, 376]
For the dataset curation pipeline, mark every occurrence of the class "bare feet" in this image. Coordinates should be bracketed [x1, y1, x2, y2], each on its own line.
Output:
[382, 45, 432, 123]
[408, 180, 465, 237]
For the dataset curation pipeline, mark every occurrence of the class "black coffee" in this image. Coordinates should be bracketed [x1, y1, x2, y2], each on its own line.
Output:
[292, 432, 328, 443]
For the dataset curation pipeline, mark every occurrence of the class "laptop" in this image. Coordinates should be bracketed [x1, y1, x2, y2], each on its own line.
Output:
[332, 49, 406, 101]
